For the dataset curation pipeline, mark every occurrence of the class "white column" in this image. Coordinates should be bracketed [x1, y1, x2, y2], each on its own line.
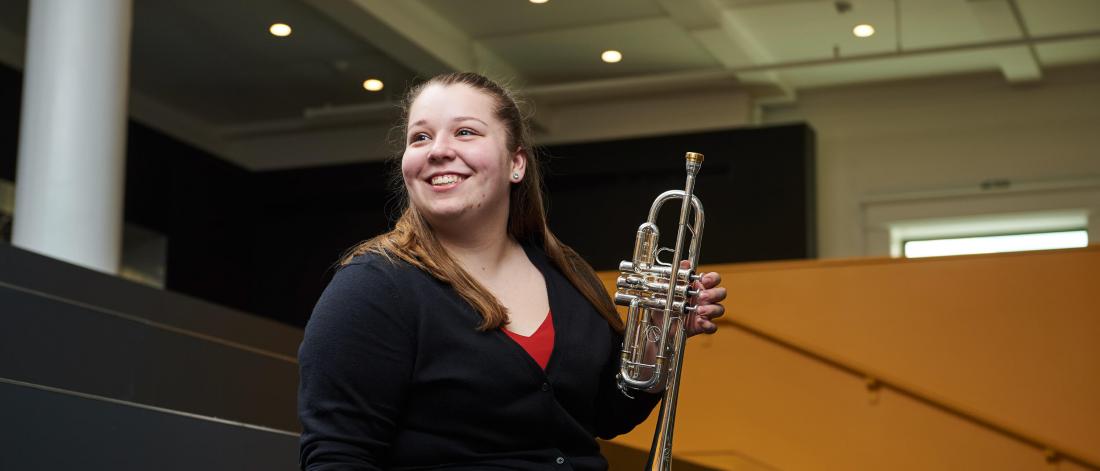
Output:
[12, 0, 133, 274]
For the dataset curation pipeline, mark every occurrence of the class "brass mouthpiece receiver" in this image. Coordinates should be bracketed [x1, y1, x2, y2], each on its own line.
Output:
[685, 152, 704, 174]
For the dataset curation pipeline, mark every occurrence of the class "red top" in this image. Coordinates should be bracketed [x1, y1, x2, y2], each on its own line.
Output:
[503, 311, 555, 370]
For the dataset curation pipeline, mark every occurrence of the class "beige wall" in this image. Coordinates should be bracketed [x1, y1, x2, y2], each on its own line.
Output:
[762, 63, 1100, 259]
[602, 246, 1100, 470]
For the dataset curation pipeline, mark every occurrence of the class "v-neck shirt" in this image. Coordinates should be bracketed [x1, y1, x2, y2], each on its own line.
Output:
[503, 311, 555, 370]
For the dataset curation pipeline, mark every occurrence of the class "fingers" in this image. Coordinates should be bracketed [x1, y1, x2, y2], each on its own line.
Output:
[687, 314, 718, 336]
[700, 271, 722, 289]
[696, 319, 718, 335]
[694, 303, 725, 320]
[674, 264, 725, 338]
[697, 286, 727, 305]
[685, 302, 724, 337]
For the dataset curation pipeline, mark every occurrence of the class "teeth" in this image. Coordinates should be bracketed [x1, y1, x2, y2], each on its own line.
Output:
[431, 174, 463, 186]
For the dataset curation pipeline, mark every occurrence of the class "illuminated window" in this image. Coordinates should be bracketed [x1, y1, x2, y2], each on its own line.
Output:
[903, 230, 1088, 258]
[888, 210, 1090, 258]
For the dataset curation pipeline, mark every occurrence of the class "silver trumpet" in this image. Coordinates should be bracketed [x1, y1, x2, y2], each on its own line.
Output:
[615, 151, 705, 470]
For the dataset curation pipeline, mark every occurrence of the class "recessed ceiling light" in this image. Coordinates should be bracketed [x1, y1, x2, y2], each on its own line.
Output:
[853, 24, 875, 38]
[529, 0, 549, 3]
[269, 23, 292, 37]
[363, 79, 384, 92]
[601, 50, 622, 63]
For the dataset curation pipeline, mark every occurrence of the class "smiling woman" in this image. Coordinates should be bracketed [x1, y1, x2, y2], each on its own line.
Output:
[296, 72, 727, 470]
[400, 84, 520, 229]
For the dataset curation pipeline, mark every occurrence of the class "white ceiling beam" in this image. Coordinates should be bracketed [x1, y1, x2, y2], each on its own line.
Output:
[472, 41, 525, 84]
[533, 87, 756, 146]
[128, 91, 235, 166]
[346, 0, 474, 71]
[302, 0, 472, 77]
[967, 0, 1042, 83]
[712, 2, 796, 101]
[525, 69, 740, 104]
[659, 0, 795, 103]
[653, 0, 716, 30]
[303, 0, 523, 84]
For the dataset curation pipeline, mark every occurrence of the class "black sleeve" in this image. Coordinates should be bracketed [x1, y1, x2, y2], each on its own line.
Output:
[593, 328, 663, 439]
[298, 261, 416, 470]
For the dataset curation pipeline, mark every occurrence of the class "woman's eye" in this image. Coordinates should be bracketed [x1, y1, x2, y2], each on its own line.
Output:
[410, 133, 429, 143]
[456, 128, 477, 137]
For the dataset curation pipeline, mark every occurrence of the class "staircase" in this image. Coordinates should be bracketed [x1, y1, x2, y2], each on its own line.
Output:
[0, 243, 302, 470]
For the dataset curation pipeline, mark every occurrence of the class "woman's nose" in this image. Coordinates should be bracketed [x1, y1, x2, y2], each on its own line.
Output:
[428, 136, 457, 162]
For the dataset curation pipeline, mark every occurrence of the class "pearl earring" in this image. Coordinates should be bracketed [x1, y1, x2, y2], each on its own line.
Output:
[512, 172, 520, 180]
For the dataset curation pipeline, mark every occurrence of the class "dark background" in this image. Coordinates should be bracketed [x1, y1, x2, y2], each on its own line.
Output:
[1, 63, 815, 328]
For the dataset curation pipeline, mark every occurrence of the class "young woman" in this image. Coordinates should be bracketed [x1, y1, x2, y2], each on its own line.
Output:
[297, 72, 726, 470]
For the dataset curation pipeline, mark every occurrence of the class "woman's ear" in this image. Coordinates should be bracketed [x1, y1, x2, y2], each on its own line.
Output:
[510, 147, 528, 182]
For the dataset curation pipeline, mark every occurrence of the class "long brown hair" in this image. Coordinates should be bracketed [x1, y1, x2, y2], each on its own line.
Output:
[341, 72, 622, 332]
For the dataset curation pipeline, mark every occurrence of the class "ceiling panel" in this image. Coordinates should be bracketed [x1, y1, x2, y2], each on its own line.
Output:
[421, 0, 668, 39]
[478, 18, 720, 84]
[894, 0, 989, 49]
[1018, 0, 1100, 36]
[727, 0, 903, 63]
[129, 0, 417, 125]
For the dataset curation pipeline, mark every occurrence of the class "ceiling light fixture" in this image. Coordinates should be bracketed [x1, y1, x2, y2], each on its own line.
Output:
[269, 23, 292, 37]
[853, 24, 875, 38]
[363, 79, 384, 92]
[601, 50, 622, 63]
[529, 0, 549, 3]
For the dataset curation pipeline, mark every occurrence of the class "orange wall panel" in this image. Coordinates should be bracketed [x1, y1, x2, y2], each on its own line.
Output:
[601, 247, 1100, 470]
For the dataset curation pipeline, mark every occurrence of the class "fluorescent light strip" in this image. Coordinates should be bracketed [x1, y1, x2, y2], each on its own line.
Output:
[904, 230, 1088, 258]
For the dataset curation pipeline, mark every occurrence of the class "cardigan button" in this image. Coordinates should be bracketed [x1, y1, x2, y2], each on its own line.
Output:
[541, 382, 551, 392]
[555, 457, 565, 465]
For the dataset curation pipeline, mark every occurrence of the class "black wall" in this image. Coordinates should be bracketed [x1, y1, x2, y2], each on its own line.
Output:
[126, 124, 259, 316]
[542, 126, 816, 269]
[1, 65, 20, 182]
[248, 161, 396, 327]
[1, 64, 260, 318]
[2, 63, 816, 328]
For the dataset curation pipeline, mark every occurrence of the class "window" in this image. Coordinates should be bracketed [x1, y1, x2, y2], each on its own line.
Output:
[889, 210, 1090, 258]
[903, 230, 1088, 258]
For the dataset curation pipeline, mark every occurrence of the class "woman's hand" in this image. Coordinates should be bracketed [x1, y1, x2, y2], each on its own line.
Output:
[682, 260, 726, 337]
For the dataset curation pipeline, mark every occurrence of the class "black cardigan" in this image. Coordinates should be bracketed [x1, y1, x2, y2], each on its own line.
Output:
[297, 244, 661, 470]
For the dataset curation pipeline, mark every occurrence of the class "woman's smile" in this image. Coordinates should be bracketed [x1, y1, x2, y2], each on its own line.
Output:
[426, 172, 468, 191]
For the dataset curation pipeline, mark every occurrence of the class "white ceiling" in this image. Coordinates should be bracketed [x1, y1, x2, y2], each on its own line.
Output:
[0, 0, 1098, 169]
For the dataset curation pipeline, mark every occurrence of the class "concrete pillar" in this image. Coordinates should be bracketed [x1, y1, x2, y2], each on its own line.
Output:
[12, 0, 133, 274]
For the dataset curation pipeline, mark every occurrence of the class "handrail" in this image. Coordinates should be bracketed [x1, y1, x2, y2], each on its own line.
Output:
[714, 316, 1100, 470]
[0, 376, 299, 437]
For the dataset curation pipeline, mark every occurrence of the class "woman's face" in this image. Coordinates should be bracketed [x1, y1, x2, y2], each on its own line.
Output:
[401, 83, 525, 228]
